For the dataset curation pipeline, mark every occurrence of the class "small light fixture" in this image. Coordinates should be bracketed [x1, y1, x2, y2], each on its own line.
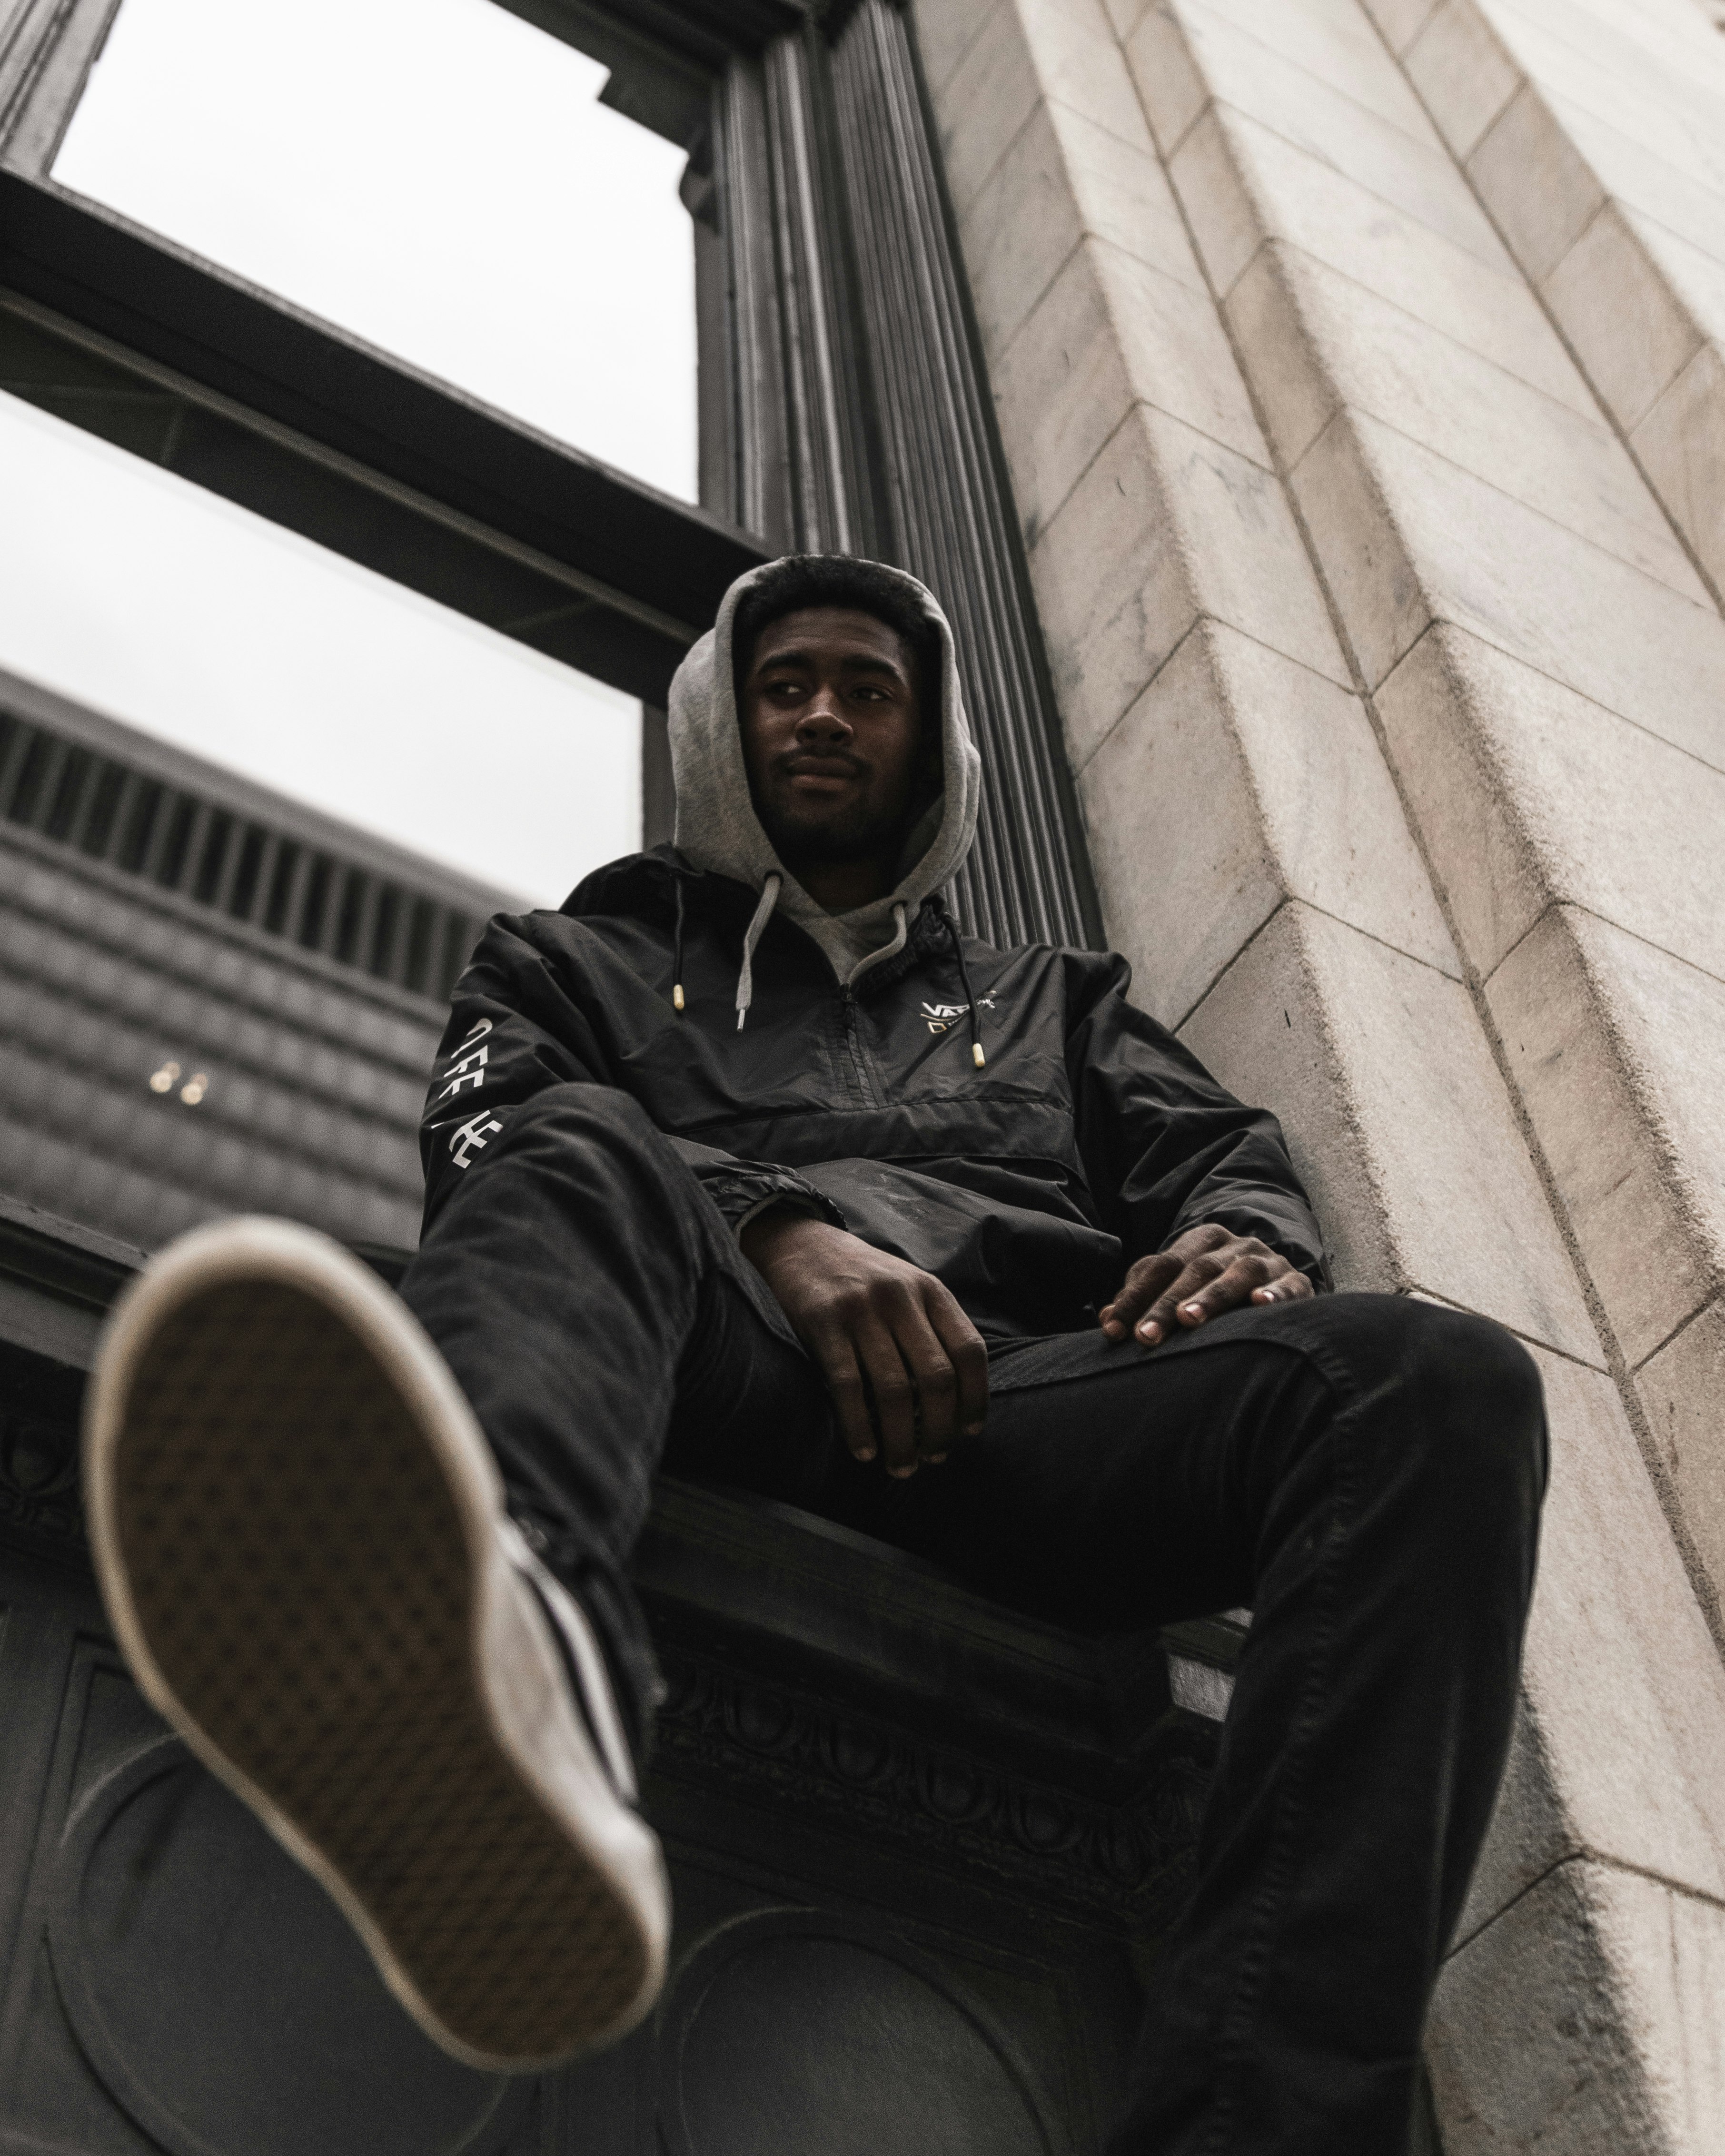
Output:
[149, 1061, 181, 1094]
[179, 1073, 209, 1106]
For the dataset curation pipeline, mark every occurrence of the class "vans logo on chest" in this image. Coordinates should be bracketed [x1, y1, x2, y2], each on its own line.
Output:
[921, 995, 996, 1035]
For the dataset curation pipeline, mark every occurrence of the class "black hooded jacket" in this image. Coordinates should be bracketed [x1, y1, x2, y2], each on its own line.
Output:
[420, 848, 1328, 1343]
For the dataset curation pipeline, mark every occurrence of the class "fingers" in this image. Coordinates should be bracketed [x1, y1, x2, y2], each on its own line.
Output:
[813, 1329, 883, 1466]
[852, 1314, 922, 1478]
[1168, 1250, 1285, 1330]
[1250, 1270, 1314, 1307]
[923, 1284, 990, 1450]
[1103, 1227, 1314, 1346]
[1099, 1249, 1185, 1341]
[817, 1284, 986, 1478]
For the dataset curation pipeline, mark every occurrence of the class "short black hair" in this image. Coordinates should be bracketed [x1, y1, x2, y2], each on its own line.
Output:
[730, 554, 943, 708]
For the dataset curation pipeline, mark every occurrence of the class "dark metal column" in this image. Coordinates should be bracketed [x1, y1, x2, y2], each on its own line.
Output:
[829, 0, 1099, 949]
[0, 0, 120, 174]
[713, 0, 1100, 950]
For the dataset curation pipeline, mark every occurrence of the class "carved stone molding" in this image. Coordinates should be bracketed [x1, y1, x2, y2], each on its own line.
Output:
[0, 1398, 83, 1553]
[652, 1642, 1210, 1933]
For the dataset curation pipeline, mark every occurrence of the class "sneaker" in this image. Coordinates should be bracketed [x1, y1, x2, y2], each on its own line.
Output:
[82, 1215, 670, 2073]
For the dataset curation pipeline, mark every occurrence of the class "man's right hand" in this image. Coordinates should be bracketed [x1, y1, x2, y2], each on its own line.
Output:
[738, 1211, 988, 1477]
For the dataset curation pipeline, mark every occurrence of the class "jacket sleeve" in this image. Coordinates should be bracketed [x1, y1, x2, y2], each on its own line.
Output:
[419, 913, 843, 1237]
[1065, 954, 1330, 1290]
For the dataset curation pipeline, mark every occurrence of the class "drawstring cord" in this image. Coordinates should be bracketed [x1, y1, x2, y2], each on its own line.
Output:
[735, 873, 782, 1030]
[937, 898, 986, 1068]
[704, 877, 981, 1067]
[671, 874, 686, 1012]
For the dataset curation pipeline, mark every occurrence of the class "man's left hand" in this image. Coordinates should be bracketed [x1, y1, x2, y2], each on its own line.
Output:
[1099, 1223, 1314, 1346]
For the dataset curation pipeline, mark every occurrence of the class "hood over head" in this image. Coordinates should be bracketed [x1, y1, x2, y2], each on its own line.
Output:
[667, 556, 982, 998]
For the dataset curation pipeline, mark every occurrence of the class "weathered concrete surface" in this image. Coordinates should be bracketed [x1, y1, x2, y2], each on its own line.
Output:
[917, 0, 1725, 2144]
[1363, 0, 1725, 595]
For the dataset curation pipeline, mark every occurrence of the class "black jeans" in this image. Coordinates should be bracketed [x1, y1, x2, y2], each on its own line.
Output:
[400, 1085, 1547, 2156]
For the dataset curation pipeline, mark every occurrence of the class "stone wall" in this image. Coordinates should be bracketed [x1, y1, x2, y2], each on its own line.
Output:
[912, 0, 1725, 2145]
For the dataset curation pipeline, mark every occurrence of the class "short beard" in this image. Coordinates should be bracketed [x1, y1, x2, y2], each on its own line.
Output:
[756, 796, 908, 871]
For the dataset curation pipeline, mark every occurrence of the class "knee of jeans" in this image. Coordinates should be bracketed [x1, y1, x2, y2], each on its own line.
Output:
[1325, 1296, 1547, 1511]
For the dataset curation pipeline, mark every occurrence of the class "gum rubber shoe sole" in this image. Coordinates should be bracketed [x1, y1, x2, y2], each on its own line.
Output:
[83, 1219, 666, 2074]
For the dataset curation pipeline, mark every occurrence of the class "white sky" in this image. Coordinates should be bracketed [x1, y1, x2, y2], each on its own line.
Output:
[0, 393, 640, 905]
[54, 0, 697, 498]
[0, 0, 701, 903]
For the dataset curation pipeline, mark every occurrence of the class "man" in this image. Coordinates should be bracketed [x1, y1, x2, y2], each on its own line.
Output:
[84, 555, 1545, 2151]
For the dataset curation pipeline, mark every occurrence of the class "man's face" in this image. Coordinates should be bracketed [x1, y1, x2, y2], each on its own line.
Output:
[739, 606, 927, 869]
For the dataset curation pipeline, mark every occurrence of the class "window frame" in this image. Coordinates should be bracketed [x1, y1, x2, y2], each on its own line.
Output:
[0, 0, 1100, 949]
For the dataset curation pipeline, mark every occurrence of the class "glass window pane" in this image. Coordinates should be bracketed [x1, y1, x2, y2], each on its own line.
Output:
[0, 388, 640, 905]
[52, 0, 698, 502]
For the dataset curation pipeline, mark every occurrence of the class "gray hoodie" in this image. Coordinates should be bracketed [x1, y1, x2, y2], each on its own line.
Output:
[667, 558, 982, 1012]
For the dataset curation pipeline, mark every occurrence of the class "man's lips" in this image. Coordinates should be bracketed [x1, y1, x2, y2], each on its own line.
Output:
[779, 757, 864, 794]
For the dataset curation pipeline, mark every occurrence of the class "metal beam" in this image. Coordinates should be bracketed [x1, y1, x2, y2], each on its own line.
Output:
[0, 172, 766, 703]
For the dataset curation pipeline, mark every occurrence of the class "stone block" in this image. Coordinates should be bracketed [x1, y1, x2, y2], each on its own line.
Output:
[1540, 88, 1725, 276]
[992, 235, 1264, 546]
[910, 0, 1001, 100]
[1634, 341, 1725, 595]
[1218, 244, 1338, 468]
[1378, 624, 1725, 980]
[1080, 620, 1455, 1027]
[1542, 200, 1706, 433]
[1016, 0, 1155, 149]
[938, 0, 1150, 216]
[1030, 402, 1346, 767]
[1429, 1860, 1725, 2156]
[1164, 103, 1264, 294]
[1457, 1345, 1725, 1939]
[1157, 0, 1511, 268]
[1179, 901, 1596, 1352]
[1481, 0, 1725, 142]
[957, 97, 1200, 359]
[1403, 0, 1524, 158]
[1478, 0, 1725, 202]
[1356, 0, 1442, 55]
[1465, 80, 1603, 284]
[1100, 0, 1150, 38]
[1287, 410, 1432, 690]
[1175, 0, 1444, 146]
[1632, 204, 1725, 352]
[1293, 409, 1725, 761]
[1229, 243, 1703, 596]
[1121, 0, 1211, 155]
[934, 0, 1041, 217]
[1374, 628, 1547, 977]
[1486, 907, 1722, 1367]
[1173, 103, 1596, 413]
[1638, 1299, 1725, 1621]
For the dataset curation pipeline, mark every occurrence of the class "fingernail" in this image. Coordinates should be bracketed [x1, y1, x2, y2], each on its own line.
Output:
[890, 1464, 917, 1480]
[1182, 1302, 1205, 1322]
[1138, 1320, 1161, 1343]
[1102, 1320, 1124, 1340]
[856, 1446, 876, 1462]
[928, 1453, 949, 1465]
[964, 1421, 985, 1436]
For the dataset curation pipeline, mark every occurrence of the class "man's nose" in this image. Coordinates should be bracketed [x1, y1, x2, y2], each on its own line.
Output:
[795, 693, 851, 740]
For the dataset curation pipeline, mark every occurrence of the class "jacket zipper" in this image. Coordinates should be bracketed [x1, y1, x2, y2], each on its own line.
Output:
[837, 985, 879, 1108]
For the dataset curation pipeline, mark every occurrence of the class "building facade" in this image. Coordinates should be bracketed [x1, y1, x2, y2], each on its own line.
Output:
[916, 0, 1725, 2143]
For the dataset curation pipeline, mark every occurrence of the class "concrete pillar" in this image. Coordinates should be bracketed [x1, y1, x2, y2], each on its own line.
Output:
[914, 0, 1725, 2144]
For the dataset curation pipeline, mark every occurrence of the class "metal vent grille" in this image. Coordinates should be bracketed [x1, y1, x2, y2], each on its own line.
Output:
[0, 707, 477, 1004]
